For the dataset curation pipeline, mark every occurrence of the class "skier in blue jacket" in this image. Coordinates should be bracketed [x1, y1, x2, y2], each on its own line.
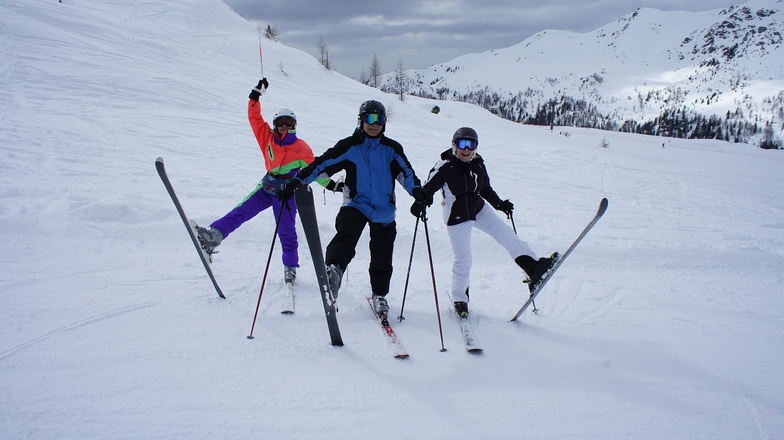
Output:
[278, 100, 430, 315]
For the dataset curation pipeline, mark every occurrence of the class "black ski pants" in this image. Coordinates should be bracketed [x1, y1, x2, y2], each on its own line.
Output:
[325, 206, 396, 296]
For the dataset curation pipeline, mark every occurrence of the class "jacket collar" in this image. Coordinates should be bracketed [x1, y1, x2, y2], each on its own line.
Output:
[353, 128, 385, 143]
[273, 130, 298, 146]
[442, 148, 482, 170]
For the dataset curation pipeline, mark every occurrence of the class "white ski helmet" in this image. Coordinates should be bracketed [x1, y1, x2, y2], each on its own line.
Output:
[273, 108, 297, 129]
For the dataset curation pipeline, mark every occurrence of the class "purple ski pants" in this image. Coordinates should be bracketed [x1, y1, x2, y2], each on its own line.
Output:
[211, 185, 299, 268]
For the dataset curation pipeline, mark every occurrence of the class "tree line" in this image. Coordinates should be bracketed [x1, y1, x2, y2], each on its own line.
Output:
[313, 37, 409, 101]
[407, 88, 783, 148]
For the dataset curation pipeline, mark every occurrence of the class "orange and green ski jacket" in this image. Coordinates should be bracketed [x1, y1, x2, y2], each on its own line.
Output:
[248, 99, 314, 178]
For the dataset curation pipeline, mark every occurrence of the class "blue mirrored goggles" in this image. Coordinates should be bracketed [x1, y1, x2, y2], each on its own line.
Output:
[362, 113, 386, 125]
[455, 139, 478, 151]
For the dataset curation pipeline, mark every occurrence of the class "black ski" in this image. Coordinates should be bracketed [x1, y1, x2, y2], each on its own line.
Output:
[295, 185, 344, 346]
[510, 198, 608, 321]
[155, 157, 226, 299]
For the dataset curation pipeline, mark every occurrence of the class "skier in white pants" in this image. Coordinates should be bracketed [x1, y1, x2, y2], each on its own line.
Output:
[411, 127, 555, 317]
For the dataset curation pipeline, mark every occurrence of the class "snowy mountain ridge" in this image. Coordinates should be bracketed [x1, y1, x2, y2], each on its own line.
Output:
[382, 0, 784, 143]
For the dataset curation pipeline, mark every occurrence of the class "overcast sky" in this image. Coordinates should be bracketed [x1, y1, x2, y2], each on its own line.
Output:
[223, 0, 741, 79]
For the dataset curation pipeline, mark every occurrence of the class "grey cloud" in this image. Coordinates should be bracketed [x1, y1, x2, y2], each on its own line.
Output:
[224, 0, 740, 78]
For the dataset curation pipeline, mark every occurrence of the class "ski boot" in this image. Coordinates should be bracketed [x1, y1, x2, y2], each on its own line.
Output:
[372, 294, 389, 317]
[454, 301, 469, 318]
[284, 266, 297, 284]
[195, 225, 223, 255]
[525, 253, 559, 293]
[326, 264, 343, 300]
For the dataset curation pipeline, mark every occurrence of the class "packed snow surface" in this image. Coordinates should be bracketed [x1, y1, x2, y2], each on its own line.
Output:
[1, 1, 782, 439]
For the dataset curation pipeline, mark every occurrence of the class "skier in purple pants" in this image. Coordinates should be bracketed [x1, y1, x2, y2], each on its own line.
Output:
[195, 78, 341, 283]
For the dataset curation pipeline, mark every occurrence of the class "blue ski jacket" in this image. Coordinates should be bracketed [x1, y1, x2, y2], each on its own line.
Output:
[295, 129, 421, 225]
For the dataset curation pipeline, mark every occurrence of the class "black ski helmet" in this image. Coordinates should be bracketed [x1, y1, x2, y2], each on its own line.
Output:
[358, 100, 386, 135]
[358, 100, 386, 119]
[452, 127, 478, 145]
[452, 127, 479, 156]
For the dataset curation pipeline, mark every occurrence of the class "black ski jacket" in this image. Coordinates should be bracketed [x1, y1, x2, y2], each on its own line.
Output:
[422, 149, 504, 226]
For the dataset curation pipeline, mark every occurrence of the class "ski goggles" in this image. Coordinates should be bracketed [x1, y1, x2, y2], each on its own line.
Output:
[455, 139, 478, 151]
[362, 113, 386, 125]
[274, 117, 295, 127]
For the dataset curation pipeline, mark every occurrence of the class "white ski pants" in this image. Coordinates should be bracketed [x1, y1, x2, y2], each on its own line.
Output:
[447, 205, 536, 303]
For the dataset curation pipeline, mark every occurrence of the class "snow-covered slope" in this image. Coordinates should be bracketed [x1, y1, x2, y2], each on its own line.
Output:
[387, 0, 784, 141]
[2, 1, 783, 439]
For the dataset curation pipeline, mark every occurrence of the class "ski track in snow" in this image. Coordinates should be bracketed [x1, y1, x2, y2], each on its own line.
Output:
[0, 302, 158, 360]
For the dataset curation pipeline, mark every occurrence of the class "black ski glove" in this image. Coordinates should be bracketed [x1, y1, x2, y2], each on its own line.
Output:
[497, 199, 514, 216]
[410, 201, 426, 219]
[249, 78, 269, 101]
[412, 187, 433, 206]
[278, 177, 302, 202]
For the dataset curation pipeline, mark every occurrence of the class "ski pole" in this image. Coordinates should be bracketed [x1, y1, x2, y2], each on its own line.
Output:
[421, 212, 447, 352]
[256, 26, 265, 77]
[247, 203, 286, 339]
[397, 216, 420, 322]
[508, 211, 517, 234]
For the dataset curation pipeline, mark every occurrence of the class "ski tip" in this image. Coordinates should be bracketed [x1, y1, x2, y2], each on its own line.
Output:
[598, 197, 609, 214]
[281, 310, 294, 315]
[395, 354, 410, 359]
[156, 156, 164, 164]
[467, 348, 484, 353]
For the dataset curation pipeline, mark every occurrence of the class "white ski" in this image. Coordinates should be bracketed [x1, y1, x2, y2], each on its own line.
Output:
[281, 282, 294, 314]
[457, 315, 483, 352]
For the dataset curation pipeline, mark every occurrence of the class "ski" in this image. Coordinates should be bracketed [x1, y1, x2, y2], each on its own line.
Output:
[295, 185, 344, 346]
[155, 157, 226, 299]
[281, 282, 294, 314]
[457, 314, 483, 352]
[510, 198, 608, 321]
[367, 298, 409, 358]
